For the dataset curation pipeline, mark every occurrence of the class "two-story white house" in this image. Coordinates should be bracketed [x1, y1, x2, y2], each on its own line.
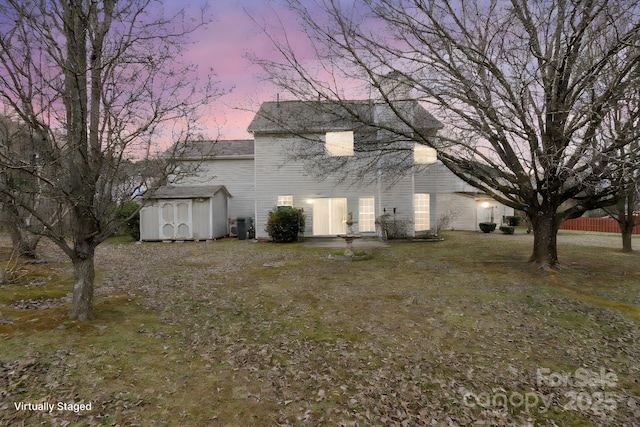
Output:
[248, 100, 438, 238]
[140, 100, 513, 241]
[247, 100, 513, 239]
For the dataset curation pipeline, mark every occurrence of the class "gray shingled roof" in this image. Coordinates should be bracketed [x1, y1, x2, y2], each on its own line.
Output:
[247, 100, 443, 134]
[175, 139, 254, 160]
[149, 185, 231, 199]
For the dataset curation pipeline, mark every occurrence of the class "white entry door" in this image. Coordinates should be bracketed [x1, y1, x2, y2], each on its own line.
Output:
[159, 200, 192, 240]
[313, 198, 347, 235]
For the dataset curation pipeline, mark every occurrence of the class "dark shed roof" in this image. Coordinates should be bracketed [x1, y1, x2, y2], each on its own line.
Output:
[149, 185, 232, 199]
[173, 139, 254, 160]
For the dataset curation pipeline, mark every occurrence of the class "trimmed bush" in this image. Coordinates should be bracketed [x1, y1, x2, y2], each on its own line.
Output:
[266, 206, 306, 242]
[479, 222, 497, 233]
[499, 225, 515, 234]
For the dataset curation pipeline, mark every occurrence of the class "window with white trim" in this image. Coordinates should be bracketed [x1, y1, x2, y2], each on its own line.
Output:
[325, 131, 354, 156]
[358, 197, 375, 232]
[277, 195, 293, 207]
[414, 193, 430, 231]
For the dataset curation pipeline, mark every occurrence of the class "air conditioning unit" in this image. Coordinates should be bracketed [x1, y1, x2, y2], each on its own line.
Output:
[228, 218, 238, 237]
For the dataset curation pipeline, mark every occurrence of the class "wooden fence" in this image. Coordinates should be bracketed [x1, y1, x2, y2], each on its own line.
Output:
[559, 216, 640, 234]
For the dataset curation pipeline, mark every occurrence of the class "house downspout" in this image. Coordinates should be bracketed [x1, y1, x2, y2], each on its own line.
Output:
[376, 159, 383, 238]
[411, 172, 416, 238]
[430, 189, 438, 234]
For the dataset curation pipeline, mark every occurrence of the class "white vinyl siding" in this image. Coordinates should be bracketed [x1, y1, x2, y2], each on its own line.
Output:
[176, 158, 254, 220]
[253, 134, 413, 239]
[277, 195, 293, 206]
[358, 197, 375, 232]
[414, 193, 430, 231]
[436, 193, 477, 231]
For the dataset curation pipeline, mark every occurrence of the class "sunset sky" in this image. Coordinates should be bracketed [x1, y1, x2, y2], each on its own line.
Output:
[169, 0, 302, 140]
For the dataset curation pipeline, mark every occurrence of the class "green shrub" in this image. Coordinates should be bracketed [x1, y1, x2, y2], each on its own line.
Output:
[265, 206, 305, 242]
[479, 222, 496, 233]
[499, 225, 515, 234]
[116, 201, 141, 241]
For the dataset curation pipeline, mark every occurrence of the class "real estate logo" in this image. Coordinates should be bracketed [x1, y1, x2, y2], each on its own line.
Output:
[461, 367, 620, 415]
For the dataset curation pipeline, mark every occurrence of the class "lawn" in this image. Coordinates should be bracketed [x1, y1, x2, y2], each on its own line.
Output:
[0, 231, 639, 426]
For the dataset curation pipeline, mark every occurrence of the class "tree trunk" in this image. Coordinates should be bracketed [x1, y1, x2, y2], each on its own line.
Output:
[614, 195, 635, 253]
[5, 217, 41, 258]
[70, 246, 95, 321]
[621, 228, 633, 252]
[619, 216, 634, 252]
[528, 210, 560, 266]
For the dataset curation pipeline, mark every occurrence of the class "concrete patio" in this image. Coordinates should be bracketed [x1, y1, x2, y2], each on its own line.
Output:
[302, 237, 389, 248]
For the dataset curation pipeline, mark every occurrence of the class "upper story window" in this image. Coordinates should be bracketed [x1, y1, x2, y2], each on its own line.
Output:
[325, 131, 354, 156]
[414, 144, 437, 164]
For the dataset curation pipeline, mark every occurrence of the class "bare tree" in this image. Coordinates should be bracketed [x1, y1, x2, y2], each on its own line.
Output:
[594, 41, 640, 252]
[0, 117, 43, 257]
[602, 106, 640, 252]
[0, 0, 220, 320]
[252, 0, 640, 266]
[606, 186, 640, 252]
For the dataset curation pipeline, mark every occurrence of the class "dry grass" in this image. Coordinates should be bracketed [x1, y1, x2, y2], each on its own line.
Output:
[0, 231, 639, 426]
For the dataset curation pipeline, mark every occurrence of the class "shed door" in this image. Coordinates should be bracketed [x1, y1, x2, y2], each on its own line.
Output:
[159, 200, 192, 240]
[313, 198, 347, 235]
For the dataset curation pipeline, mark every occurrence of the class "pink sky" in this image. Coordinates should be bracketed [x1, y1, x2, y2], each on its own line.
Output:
[166, 0, 297, 140]
[164, 0, 377, 142]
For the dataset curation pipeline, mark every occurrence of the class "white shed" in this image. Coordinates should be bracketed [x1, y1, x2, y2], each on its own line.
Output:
[140, 185, 231, 241]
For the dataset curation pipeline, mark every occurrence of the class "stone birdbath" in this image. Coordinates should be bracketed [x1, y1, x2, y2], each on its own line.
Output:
[337, 211, 361, 257]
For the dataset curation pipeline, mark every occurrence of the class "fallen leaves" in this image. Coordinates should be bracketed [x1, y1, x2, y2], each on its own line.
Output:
[1, 234, 639, 425]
